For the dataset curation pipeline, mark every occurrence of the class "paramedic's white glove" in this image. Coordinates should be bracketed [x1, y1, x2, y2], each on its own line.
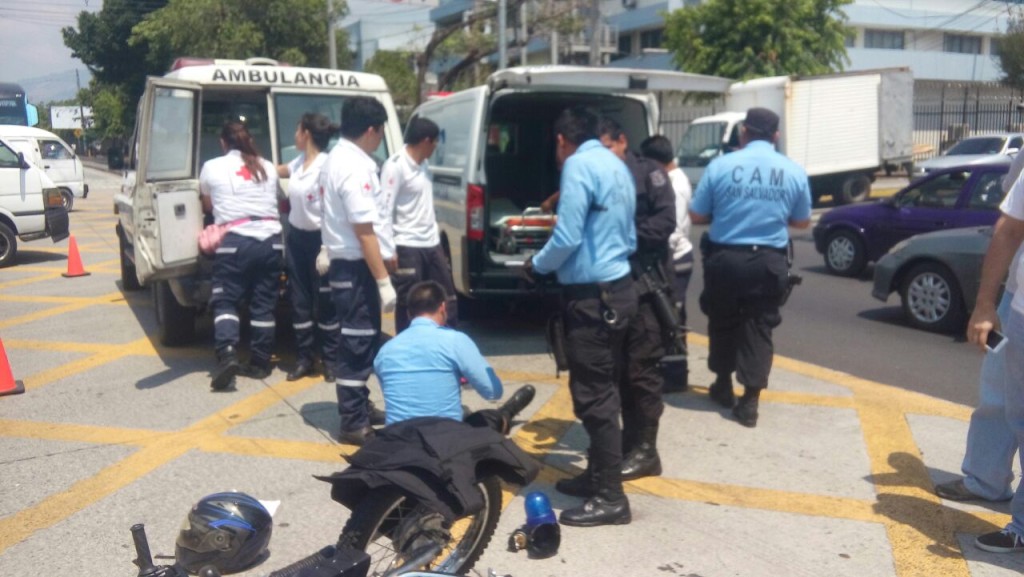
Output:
[315, 246, 330, 276]
[377, 277, 397, 314]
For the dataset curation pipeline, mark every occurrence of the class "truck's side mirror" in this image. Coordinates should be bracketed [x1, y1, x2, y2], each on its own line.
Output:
[1007, 147, 1020, 156]
[17, 152, 29, 169]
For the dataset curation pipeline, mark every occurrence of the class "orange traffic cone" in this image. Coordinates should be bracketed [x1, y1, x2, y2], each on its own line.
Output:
[0, 338, 25, 397]
[62, 234, 90, 278]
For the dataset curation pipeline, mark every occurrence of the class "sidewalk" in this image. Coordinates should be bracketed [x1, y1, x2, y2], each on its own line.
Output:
[0, 171, 1021, 577]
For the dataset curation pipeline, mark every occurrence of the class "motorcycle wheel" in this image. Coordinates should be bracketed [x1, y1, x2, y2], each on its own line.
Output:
[337, 475, 502, 576]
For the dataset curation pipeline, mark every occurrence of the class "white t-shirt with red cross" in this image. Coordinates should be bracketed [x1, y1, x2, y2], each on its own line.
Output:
[199, 150, 281, 241]
[286, 152, 327, 232]
[320, 138, 393, 261]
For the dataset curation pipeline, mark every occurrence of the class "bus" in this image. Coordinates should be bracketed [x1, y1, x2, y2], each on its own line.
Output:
[0, 83, 39, 126]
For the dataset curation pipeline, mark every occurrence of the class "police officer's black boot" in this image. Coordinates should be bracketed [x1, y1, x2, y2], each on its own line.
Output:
[211, 346, 239, 391]
[708, 373, 736, 408]
[732, 387, 760, 428]
[621, 425, 662, 481]
[555, 458, 597, 498]
[559, 467, 631, 527]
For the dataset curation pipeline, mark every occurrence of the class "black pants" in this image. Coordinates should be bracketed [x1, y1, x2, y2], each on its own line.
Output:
[465, 409, 508, 434]
[619, 289, 666, 450]
[563, 276, 637, 474]
[390, 244, 459, 333]
[329, 259, 381, 432]
[286, 228, 339, 364]
[699, 247, 787, 390]
[211, 232, 283, 363]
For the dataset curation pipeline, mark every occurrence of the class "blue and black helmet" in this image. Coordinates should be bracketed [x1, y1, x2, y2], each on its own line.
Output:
[175, 491, 273, 574]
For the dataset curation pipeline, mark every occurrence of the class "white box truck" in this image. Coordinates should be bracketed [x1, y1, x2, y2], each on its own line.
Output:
[677, 68, 914, 204]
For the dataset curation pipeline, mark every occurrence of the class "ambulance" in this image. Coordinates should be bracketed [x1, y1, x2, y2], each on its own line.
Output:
[114, 57, 403, 345]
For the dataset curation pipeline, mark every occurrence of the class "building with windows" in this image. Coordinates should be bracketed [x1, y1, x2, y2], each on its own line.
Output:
[609, 0, 1015, 83]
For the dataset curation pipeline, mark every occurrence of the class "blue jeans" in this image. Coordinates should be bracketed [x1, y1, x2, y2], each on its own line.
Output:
[1004, 305, 1024, 536]
[962, 291, 1017, 501]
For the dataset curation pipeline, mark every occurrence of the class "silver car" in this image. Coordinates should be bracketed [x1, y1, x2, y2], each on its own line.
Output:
[913, 133, 1023, 177]
[871, 226, 992, 333]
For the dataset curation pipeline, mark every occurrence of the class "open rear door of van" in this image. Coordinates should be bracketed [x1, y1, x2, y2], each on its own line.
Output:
[132, 77, 202, 284]
[488, 66, 732, 95]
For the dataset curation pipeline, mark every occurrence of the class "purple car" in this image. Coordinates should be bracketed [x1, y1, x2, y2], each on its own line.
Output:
[813, 161, 1009, 276]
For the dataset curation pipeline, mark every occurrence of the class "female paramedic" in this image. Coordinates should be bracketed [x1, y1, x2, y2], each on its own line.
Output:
[276, 113, 339, 382]
[200, 121, 282, 391]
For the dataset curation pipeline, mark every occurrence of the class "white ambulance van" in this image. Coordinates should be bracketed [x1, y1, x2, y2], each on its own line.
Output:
[0, 137, 69, 267]
[0, 125, 88, 211]
[115, 57, 403, 345]
[407, 66, 730, 301]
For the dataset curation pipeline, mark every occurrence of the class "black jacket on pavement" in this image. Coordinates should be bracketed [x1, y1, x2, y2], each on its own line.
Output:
[316, 417, 540, 522]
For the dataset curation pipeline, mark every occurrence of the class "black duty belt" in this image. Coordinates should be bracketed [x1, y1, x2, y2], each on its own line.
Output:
[562, 275, 632, 300]
[709, 241, 787, 255]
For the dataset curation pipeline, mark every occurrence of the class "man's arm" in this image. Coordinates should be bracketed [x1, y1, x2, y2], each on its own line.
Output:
[967, 214, 1024, 348]
[454, 333, 503, 400]
[532, 160, 588, 274]
[354, 222, 389, 280]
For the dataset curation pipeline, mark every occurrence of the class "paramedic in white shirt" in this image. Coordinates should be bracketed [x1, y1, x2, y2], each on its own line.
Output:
[379, 117, 459, 332]
[200, 121, 282, 391]
[640, 134, 693, 393]
[276, 113, 339, 383]
[318, 96, 397, 446]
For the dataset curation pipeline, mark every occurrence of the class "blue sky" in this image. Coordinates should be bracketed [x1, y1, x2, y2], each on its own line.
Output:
[0, 0, 98, 87]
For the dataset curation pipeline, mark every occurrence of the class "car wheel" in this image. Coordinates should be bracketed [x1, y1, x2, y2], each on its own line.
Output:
[60, 189, 74, 212]
[118, 226, 142, 291]
[153, 280, 197, 346]
[824, 230, 866, 276]
[834, 174, 871, 205]
[899, 262, 965, 333]
[0, 222, 17, 268]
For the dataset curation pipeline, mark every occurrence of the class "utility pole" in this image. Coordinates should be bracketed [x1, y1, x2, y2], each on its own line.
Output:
[498, 0, 508, 69]
[75, 69, 87, 155]
[589, 0, 601, 66]
[328, 0, 337, 69]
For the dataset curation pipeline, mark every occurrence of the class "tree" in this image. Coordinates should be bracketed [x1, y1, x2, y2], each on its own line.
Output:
[62, 0, 170, 137]
[995, 8, 1024, 90]
[365, 51, 418, 112]
[664, 0, 852, 80]
[130, 0, 337, 69]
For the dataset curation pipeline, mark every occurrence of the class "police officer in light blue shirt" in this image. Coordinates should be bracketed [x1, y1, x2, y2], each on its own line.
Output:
[373, 281, 535, 432]
[690, 107, 812, 428]
[524, 107, 638, 528]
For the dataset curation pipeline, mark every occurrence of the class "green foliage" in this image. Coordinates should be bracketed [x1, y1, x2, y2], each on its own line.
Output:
[365, 51, 417, 107]
[62, 0, 169, 137]
[664, 0, 852, 79]
[129, 0, 334, 69]
[995, 10, 1024, 90]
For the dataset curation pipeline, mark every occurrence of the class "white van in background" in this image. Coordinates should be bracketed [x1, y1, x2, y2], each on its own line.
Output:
[407, 66, 730, 300]
[0, 125, 88, 211]
[0, 137, 70, 267]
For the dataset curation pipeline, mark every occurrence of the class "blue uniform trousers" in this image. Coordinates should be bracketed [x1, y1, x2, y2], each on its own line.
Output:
[211, 232, 283, 364]
[329, 258, 381, 432]
[286, 228, 339, 365]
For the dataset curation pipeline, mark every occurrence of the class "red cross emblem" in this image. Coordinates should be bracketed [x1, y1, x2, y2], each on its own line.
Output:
[235, 166, 253, 181]
[306, 193, 314, 202]
[363, 181, 371, 192]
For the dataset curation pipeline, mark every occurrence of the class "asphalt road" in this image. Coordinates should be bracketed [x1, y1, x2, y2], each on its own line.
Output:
[79, 164, 984, 407]
[681, 220, 986, 408]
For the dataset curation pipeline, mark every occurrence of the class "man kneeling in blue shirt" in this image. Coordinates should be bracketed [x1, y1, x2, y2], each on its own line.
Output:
[373, 280, 535, 433]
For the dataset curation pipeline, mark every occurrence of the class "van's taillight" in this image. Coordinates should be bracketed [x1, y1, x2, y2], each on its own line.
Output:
[43, 188, 62, 209]
[467, 184, 484, 241]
